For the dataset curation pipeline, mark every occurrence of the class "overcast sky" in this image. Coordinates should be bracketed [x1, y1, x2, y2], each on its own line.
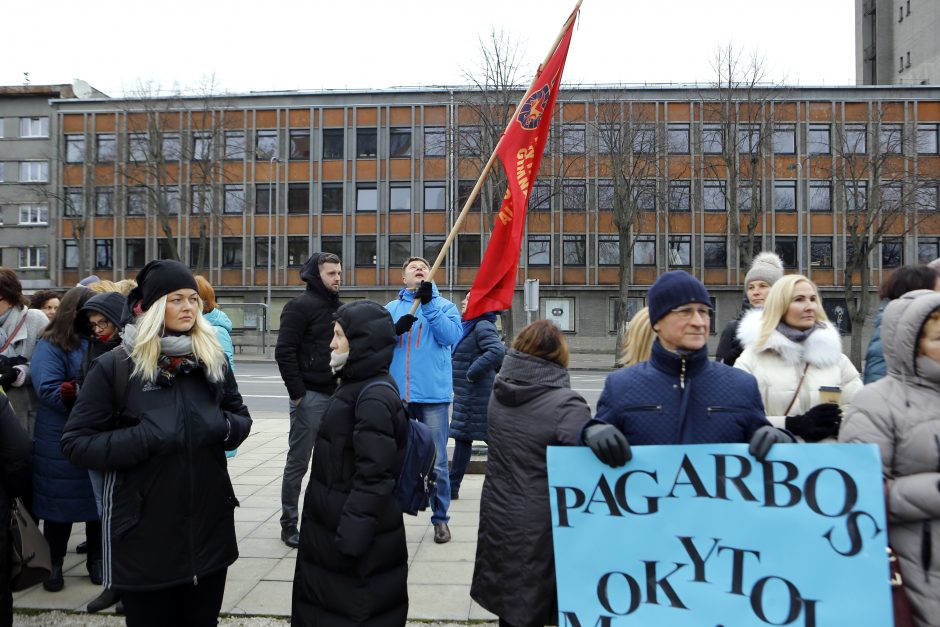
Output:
[5, 0, 856, 97]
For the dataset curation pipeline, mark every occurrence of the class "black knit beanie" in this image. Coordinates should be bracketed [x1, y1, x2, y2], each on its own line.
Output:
[128, 260, 198, 312]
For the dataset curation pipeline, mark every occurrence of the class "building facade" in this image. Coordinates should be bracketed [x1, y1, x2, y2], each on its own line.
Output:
[49, 86, 940, 349]
[857, 0, 940, 85]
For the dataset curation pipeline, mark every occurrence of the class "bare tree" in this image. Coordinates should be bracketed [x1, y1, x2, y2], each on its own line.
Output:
[828, 112, 940, 367]
[700, 43, 782, 267]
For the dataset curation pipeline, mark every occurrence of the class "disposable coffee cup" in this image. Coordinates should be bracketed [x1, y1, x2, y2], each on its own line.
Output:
[818, 386, 841, 405]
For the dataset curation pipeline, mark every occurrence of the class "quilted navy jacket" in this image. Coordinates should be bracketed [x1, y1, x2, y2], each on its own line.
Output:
[595, 340, 769, 444]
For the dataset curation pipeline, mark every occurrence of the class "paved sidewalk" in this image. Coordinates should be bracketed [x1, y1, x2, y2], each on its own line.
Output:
[13, 414, 497, 624]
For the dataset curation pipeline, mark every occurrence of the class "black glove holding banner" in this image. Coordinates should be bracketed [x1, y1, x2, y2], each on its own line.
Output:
[584, 423, 631, 468]
[415, 280, 433, 305]
[394, 314, 418, 336]
[0, 355, 26, 389]
[748, 425, 796, 461]
[785, 403, 841, 442]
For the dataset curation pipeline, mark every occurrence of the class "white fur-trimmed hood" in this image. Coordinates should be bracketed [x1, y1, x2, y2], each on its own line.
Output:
[735, 308, 844, 368]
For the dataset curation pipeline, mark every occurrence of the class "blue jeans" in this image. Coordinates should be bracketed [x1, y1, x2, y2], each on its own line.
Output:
[409, 402, 450, 524]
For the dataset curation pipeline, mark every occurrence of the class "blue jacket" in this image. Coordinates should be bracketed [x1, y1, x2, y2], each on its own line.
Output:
[30, 338, 98, 523]
[450, 318, 505, 441]
[595, 340, 769, 445]
[204, 308, 235, 372]
[385, 284, 462, 404]
[863, 300, 887, 385]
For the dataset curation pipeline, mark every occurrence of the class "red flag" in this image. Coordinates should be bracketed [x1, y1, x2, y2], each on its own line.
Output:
[463, 13, 576, 320]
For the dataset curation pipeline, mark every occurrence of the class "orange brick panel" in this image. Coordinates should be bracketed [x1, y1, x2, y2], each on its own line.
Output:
[94, 115, 115, 132]
[668, 214, 691, 231]
[598, 267, 619, 285]
[189, 112, 213, 131]
[528, 268, 551, 283]
[287, 216, 311, 233]
[703, 214, 727, 231]
[389, 160, 412, 180]
[253, 217, 274, 234]
[220, 270, 242, 286]
[598, 213, 616, 231]
[289, 110, 310, 127]
[917, 158, 940, 178]
[703, 269, 726, 284]
[94, 167, 115, 185]
[639, 212, 657, 231]
[456, 108, 482, 125]
[356, 161, 377, 180]
[162, 114, 182, 131]
[458, 214, 481, 232]
[389, 214, 412, 233]
[124, 113, 147, 133]
[286, 162, 310, 181]
[809, 103, 834, 122]
[354, 268, 378, 285]
[321, 216, 343, 235]
[564, 213, 586, 231]
[355, 214, 378, 233]
[666, 102, 690, 121]
[255, 110, 278, 128]
[93, 220, 115, 237]
[63, 115, 85, 133]
[356, 109, 378, 126]
[527, 213, 552, 233]
[775, 103, 798, 121]
[634, 267, 656, 285]
[775, 214, 797, 232]
[918, 213, 940, 232]
[457, 159, 484, 179]
[125, 219, 148, 236]
[668, 159, 692, 178]
[423, 213, 446, 233]
[562, 157, 586, 177]
[702, 157, 728, 175]
[63, 166, 84, 186]
[596, 160, 613, 178]
[843, 103, 869, 121]
[322, 161, 344, 181]
[810, 214, 836, 233]
[562, 268, 587, 284]
[222, 113, 246, 129]
[562, 106, 586, 122]
[322, 109, 345, 127]
[880, 102, 906, 121]
[917, 103, 940, 120]
[423, 107, 446, 125]
[222, 162, 245, 180]
[423, 159, 446, 179]
[62, 272, 79, 285]
[390, 108, 412, 126]
[456, 268, 478, 284]
[60, 221, 76, 238]
[163, 164, 180, 185]
[813, 270, 835, 286]
[773, 159, 798, 178]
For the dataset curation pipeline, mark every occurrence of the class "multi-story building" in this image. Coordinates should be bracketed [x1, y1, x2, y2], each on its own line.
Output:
[857, 0, 940, 85]
[49, 86, 940, 349]
[0, 81, 105, 289]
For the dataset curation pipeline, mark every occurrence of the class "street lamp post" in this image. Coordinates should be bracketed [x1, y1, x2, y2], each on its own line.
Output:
[267, 155, 278, 353]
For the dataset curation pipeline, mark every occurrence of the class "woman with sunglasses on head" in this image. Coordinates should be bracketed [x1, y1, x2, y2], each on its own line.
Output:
[734, 274, 862, 442]
[62, 260, 251, 626]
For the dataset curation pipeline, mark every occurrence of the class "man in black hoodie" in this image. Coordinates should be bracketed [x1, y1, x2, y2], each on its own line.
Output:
[275, 252, 342, 548]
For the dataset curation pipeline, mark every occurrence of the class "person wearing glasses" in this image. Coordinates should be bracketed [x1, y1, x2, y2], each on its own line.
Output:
[585, 271, 788, 468]
[734, 274, 862, 442]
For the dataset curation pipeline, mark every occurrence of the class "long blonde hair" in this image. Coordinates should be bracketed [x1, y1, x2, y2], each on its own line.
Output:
[619, 307, 655, 367]
[130, 294, 226, 384]
[755, 274, 829, 350]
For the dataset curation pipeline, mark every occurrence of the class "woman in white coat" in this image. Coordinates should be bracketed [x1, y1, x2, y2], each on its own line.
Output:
[734, 274, 862, 441]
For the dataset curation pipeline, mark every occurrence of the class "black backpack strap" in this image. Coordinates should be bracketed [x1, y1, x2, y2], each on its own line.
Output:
[355, 380, 398, 413]
[110, 346, 131, 416]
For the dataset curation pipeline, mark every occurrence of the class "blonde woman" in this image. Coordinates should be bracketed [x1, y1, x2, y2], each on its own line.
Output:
[618, 307, 655, 367]
[735, 274, 862, 441]
[62, 260, 251, 625]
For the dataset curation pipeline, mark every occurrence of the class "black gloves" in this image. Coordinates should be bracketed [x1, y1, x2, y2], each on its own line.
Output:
[748, 426, 796, 461]
[0, 355, 26, 389]
[415, 280, 433, 305]
[395, 314, 418, 336]
[785, 403, 841, 442]
[584, 423, 632, 467]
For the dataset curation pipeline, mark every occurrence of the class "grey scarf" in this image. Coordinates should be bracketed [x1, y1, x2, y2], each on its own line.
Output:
[0, 307, 19, 357]
[776, 321, 821, 344]
[121, 323, 194, 357]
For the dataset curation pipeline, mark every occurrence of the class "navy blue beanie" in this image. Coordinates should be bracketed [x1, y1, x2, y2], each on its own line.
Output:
[648, 271, 712, 326]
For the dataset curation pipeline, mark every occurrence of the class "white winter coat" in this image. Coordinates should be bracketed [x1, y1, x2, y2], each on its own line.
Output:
[734, 308, 862, 433]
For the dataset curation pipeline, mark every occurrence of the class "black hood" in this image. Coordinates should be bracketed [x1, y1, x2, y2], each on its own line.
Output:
[493, 349, 571, 407]
[334, 300, 396, 382]
[300, 252, 340, 303]
[81, 292, 126, 328]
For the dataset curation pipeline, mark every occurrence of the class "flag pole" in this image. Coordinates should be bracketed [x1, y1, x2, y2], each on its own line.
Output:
[408, 0, 583, 315]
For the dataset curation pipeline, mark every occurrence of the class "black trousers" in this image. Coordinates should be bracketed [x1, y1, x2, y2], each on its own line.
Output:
[120, 567, 227, 627]
[43, 519, 101, 564]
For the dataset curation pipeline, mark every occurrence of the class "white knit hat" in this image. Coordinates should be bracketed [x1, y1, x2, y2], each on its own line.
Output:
[744, 251, 784, 288]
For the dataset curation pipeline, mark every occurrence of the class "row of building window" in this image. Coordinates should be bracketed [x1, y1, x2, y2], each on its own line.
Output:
[0, 161, 49, 183]
[0, 117, 49, 140]
[63, 122, 940, 164]
[60, 179, 940, 217]
[54, 234, 937, 272]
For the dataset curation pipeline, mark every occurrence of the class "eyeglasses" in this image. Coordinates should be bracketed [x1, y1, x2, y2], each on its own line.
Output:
[670, 306, 712, 320]
[89, 320, 112, 331]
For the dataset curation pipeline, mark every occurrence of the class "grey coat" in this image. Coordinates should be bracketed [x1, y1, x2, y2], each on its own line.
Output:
[840, 289, 940, 627]
[1, 306, 48, 435]
[471, 350, 591, 627]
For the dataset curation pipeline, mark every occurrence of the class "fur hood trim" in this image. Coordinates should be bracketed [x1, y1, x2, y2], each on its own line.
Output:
[736, 308, 844, 368]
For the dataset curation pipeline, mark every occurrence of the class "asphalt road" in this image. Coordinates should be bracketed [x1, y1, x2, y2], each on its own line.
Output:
[232, 362, 609, 415]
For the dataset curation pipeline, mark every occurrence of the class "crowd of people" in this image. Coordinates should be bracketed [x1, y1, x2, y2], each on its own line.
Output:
[1, 247, 939, 627]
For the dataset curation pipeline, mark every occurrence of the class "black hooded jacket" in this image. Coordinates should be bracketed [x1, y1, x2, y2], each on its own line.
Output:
[77, 291, 126, 386]
[716, 298, 753, 366]
[292, 300, 409, 627]
[275, 253, 341, 399]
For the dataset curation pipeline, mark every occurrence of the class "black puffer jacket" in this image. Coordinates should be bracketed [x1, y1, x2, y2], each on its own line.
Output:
[715, 298, 753, 365]
[292, 300, 408, 627]
[60, 348, 251, 591]
[276, 253, 341, 399]
[0, 393, 31, 620]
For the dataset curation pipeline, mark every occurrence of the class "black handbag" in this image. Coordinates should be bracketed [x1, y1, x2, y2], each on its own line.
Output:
[9, 497, 51, 591]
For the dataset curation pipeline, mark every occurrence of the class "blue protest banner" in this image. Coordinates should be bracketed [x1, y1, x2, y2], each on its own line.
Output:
[548, 444, 891, 627]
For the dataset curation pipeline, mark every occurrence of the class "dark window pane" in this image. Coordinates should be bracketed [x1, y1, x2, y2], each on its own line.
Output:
[255, 186, 272, 214]
[222, 238, 243, 267]
[632, 125, 656, 154]
[882, 238, 903, 267]
[810, 182, 831, 212]
[562, 125, 585, 154]
[424, 127, 446, 156]
[322, 184, 343, 213]
[95, 188, 114, 216]
[96, 134, 117, 162]
[598, 235, 619, 265]
[288, 184, 309, 214]
[775, 237, 798, 268]
[357, 129, 377, 158]
[423, 237, 444, 263]
[530, 183, 552, 211]
[289, 130, 310, 160]
[323, 129, 344, 159]
[457, 235, 481, 266]
[125, 239, 145, 269]
[668, 181, 690, 212]
[598, 183, 615, 211]
[459, 127, 482, 157]
[389, 238, 411, 267]
[810, 238, 833, 268]
[457, 181, 482, 211]
[703, 237, 727, 268]
[527, 236, 550, 266]
[389, 128, 412, 158]
[703, 181, 725, 211]
[287, 237, 308, 267]
[563, 183, 586, 211]
[321, 236, 343, 260]
[563, 235, 585, 265]
[355, 237, 377, 266]
[256, 130, 278, 160]
[253, 238, 271, 268]
[667, 236, 691, 266]
[808, 125, 831, 155]
[633, 236, 656, 266]
[95, 239, 113, 269]
[918, 239, 939, 264]
[774, 181, 797, 212]
[667, 124, 690, 154]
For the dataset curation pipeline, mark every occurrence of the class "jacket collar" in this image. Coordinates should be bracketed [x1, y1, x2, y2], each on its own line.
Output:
[736, 308, 843, 368]
[648, 339, 709, 386]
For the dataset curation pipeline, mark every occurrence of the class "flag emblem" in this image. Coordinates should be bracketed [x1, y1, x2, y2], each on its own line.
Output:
[517, 84, 550, 130]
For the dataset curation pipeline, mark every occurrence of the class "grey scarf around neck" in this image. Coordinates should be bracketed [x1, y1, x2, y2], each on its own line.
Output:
[776, 321, 820, 344]
[121, 322, 194, 357]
